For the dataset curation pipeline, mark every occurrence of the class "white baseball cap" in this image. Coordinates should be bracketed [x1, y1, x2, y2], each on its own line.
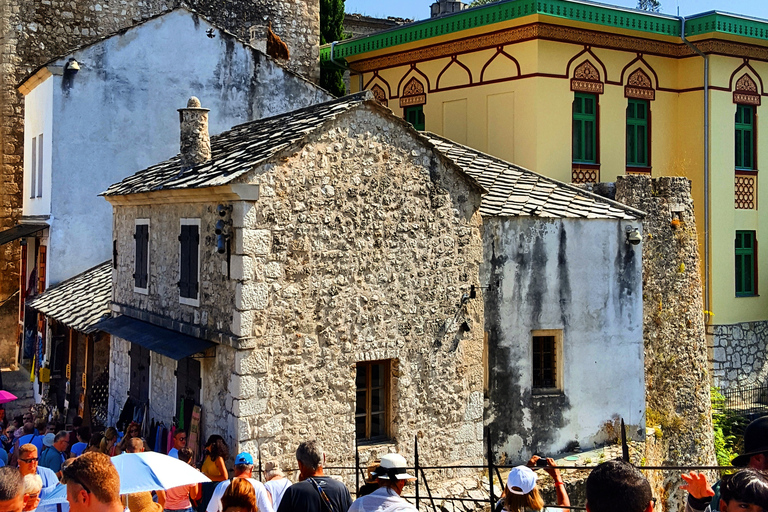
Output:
[373, 453, 416, 480]
[507, 465, 537, 495]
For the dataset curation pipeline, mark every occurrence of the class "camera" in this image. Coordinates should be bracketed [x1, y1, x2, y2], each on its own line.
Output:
[535, 458, 549, 467]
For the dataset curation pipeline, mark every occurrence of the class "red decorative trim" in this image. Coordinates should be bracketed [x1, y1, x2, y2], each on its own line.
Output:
[619, 54, 660, 90]
[565, 48, 610, 85]
[626, 166, 652, 175]
[734, 73, 761, 105]
[364, 71, 393, 99]
[480, 47, 521, 83]
[371, 84, 389, 107]
[572, 164, 600, 184]
[435, 55, 473, 91]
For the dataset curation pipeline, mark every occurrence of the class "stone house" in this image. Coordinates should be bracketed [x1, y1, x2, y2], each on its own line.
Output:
[426, 134, 646, 462]
[98, 91, 487, 475]
[0, 8, 331, 422]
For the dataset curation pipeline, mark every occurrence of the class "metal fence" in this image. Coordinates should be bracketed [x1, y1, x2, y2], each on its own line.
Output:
[252, 427, 733, 512]
[715, 384, 768, 418]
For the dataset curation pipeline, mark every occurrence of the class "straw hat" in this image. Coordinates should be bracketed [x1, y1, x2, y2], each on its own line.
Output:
[126, 492, 163, 512]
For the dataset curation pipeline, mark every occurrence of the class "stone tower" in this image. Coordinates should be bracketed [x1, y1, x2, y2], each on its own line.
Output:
[616, 176, 716, 512]
[0, 0, 320, 365]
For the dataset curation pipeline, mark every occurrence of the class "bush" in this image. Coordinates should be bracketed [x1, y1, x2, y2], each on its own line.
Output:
[712, 387, 748, 473]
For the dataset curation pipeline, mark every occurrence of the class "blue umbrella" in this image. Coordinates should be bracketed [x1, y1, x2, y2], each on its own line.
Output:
[111, 452, 211, 494]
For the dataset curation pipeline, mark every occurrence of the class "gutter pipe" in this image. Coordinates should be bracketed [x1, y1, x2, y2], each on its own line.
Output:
[681, 16, 711, 322]
[330, 41, 364, 93]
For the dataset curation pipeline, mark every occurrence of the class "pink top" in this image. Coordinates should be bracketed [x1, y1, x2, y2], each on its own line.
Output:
[164, 485, 193, 510]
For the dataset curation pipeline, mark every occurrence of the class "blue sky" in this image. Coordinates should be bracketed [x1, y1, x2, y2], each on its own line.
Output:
[344, 0, 768, 22]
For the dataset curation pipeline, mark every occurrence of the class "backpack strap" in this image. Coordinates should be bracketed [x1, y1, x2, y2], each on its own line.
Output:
[307, 478, 336, 512]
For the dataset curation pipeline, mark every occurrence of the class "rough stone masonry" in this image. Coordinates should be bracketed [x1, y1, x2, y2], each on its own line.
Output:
[0, 0, 320, 365]
[108, 101, 486, 492]
[616, 176, 716, 512]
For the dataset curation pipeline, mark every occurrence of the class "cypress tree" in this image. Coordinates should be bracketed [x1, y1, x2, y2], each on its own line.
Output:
[320, 0, 346, 97]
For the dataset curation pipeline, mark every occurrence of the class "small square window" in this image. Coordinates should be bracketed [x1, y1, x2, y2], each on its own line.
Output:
[355, 360, 390, 442]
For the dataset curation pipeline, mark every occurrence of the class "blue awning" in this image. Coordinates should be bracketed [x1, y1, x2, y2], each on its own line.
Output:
[93, 316, 215, 360]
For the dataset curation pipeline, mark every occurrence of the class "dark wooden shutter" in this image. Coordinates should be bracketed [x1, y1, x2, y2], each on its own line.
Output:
[179, 225, 199, 299]
[133, 224, 148, 289]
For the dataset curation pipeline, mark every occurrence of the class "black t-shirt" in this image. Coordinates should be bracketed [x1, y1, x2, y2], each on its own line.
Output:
[276, 476, 353, 512]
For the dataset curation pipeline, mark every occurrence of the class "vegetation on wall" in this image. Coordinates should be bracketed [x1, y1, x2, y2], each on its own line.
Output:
[320, 0, 346, 96]
[711, 387, 747, 472]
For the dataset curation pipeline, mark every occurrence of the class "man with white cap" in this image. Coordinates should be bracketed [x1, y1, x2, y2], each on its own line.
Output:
[348, 453, 417, 512]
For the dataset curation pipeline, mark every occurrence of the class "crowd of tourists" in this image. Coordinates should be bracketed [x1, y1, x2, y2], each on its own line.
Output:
[0, 413, 765, 512]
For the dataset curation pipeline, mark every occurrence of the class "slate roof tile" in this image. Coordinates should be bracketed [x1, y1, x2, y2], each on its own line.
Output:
[424, 133, 644, 220]
[27, 262, 111, 334]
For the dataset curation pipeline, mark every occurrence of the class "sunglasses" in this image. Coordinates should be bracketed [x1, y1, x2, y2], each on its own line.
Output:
[62, 467, 91, 494]
[19, 458, 38, 463]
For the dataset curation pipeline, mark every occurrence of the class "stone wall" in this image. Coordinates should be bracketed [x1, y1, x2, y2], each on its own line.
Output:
[108, 336, 130, 425]
[711, 321, 768, 389]
[0, 0, 321, 368]
[111, 103, 486, 488]
[615, 176, 716, 512]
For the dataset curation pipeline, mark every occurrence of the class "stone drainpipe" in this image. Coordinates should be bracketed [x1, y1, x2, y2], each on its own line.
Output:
[178, 97, 211, 170]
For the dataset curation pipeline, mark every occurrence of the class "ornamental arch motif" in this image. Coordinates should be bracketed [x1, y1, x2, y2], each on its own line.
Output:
[400, 77, 426, 108]
[625, 68, 655, 101]
[370, 84, 388, 107]
[571, 60, 604, 94]
[734, 73, 761, 106]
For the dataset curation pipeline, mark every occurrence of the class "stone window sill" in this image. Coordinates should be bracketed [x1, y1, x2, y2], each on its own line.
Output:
[356, 437, 395, 448]
[532, 388, 564, 398]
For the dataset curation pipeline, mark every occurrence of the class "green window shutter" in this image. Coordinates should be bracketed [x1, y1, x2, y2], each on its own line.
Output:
[735, 230, 757, 296]
[404, 106, 425, 131]
[735, 104, 755, 170]
[573, 93, 597, 163]
[627, 99, 649, 166]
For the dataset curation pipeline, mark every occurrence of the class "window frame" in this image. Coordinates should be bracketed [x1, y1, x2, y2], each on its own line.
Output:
[735, 230, 758, 297]
[354, 359, 391, 443]
[30, 136, 37, 200]
[133, 219, 150, 295]
[179, 218, 201, 307]
[572, 93, 598, 164]
[404, 105, 425, 131]
[626, 98, 651, 169]
[735, 104, 756, 171]
[531, 329, 564, 394]
[37, 133, 44, 198]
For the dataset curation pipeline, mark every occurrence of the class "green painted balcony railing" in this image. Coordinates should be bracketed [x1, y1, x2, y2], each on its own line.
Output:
[320, 0, 768, 66]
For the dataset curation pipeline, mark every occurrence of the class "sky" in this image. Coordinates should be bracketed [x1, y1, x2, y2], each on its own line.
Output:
[344, 0, 768, 23]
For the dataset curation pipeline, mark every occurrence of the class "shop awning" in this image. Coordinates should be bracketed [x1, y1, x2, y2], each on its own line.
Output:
[0, 224, 47, 246]
[93, 316, 215, 360]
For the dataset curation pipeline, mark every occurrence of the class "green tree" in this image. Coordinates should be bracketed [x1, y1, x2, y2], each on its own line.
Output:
[637, 0, 661, 12]
[469, 0, 498, 6]
[320, 0, 346, 97]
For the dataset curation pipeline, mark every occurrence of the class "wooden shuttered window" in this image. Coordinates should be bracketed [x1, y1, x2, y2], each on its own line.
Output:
[573, 93, 598, 164]
[404, 106, 425, 131]
[736, 104, 756, 170]
[179, 224, 200, 300]
[626, 99, 649, 167]
[736, 231, 757, 296]
[133, 224, 149, 289]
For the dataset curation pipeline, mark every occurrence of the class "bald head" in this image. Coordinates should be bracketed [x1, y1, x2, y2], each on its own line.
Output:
[125, 438, 144, 454]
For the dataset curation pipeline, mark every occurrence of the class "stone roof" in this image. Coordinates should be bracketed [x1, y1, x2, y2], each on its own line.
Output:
[424, 133, 644, 220]
[106, 92, 483, 197]
[27, 261, 112, 334]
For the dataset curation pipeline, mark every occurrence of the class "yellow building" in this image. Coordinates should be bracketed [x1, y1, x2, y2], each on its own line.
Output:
[322, 0, 768, 389]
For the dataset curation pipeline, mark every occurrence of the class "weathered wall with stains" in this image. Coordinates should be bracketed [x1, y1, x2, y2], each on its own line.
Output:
[615, 176, 715, 512]
[483, 216, 645, 463]
[0, 0, 320, 367]
[26, 10, 329, 287]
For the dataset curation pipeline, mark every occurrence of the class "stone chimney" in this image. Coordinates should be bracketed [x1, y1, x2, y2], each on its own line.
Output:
[430, 0, 469, 17]
[178, 97, 211, 169]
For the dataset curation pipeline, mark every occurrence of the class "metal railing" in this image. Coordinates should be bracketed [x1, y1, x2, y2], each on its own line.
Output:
[251, 426, 734, 512]
[715, 384, 768, 417]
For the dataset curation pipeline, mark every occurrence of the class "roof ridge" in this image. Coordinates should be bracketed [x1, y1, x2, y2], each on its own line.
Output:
[423, 131, 645, 218]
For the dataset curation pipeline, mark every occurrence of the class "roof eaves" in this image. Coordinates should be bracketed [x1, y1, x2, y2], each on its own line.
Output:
[423, 131, 646, 219]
